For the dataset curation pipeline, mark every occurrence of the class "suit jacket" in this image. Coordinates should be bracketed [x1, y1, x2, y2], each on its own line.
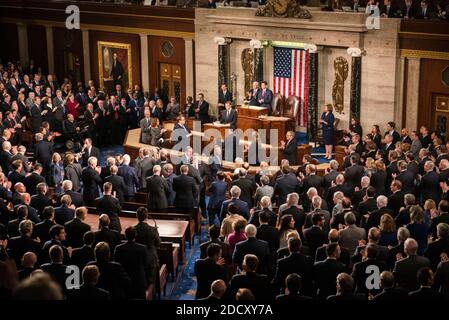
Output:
[344, 164, 365, 189]
[114, 241, 150, 298]
[67, 283, 110, 301]
[274, 173, 300, 207]
[414, 6, 433, 19]
[218, 90, 232, 105]
[303, 225, 327, 258]
[393, 255, 430, 292]
[220, 108, 237, 130]
[396, 170, 416, 194]
[87, 260, 131, 300]
[434, 260, 449, 294]
[366, 207, 394, 231]
[30, 193, 53, 217]
[219, 198, 249, 221]
[140, 117, 152, 144]
[424, 238, 449, 271]
[338, 225, 366, 255]
[199, 239, 232, 264]
[429, 213, 449, 239]
[34, 140, 53, 167]
[7, 235, 43, 266]
[194, 257, 227, 299]
[387, 191, 404, 217]
[81, 146, 101, 168]
[232, 237, 271, 274]
[54, 205, 75, 226]
[40, 263, 70, 293]
[250, 208, 277, 228]
[283, 138, 298, 165]
[195, 100, 210, 123]
[33, 219, 55, 244]
[419, 171, 441, 204]
[146, 175, 169, 210]
[315, 243, 351, 266]
[95, 195, 121, 231]
[118, 165, 139, 197]
[105, 174, 126, 205]
[93, 227, 122, 254]
[231, 177, 256, 208]
[81, 166, 102, 202]
[8, 171, 25, 188]
[274, 252, 314, 295]
[64, 218, 91, 249]
[135, 157, 154, 189]
[313, 258, 348, 298]
[172, 174, 198, 210]
[256, 224, 280, 254]
[208, 180, 227, 210]
[257, 88, 273, 109]
[57, 190, 84, 208]
[134, 221, 161, 261]
[352, 258, 388, 294]
[229, 272, 274, 300]
[248, 88, 261, 106]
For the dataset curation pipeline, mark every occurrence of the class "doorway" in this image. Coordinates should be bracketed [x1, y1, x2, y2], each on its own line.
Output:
[159, 63, 181, 103]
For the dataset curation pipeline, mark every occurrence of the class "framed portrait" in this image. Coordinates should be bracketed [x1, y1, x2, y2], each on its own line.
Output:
[97, 41, 132, 91]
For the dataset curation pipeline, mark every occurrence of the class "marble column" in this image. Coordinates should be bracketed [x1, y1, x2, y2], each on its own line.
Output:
[184, 38, 194, 98]
[140, 34, 149, 92]
[405, 57, 421, 130]
[16, 23, 29, 65]
[250, 39, 265, 83]
[347, 47, 363, 121]
[214, 37, 231, 89]
[305, 44, 318, 141]
[45, 26, 55, 74]
[82, 29, 91, 83]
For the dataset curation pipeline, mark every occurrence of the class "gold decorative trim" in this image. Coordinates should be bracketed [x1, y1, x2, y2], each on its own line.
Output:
[400, 49, 449, 61]
[0, 17, 195, 40]
[97, 41, 132, 90]
[269, 41, 306, 49]
[399, 31, 449, 38]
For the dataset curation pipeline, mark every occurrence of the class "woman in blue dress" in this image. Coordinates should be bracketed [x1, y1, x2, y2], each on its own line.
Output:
[320, 104, 335, 159]
[50, 152, 64, 194]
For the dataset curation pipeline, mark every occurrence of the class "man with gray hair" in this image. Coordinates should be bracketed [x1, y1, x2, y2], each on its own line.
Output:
[278, 192, 306, 234]
[305, 195, 330, 233]
[7, 219, 43, 266]
[219, 185, 249, 221]
[232, 224, 271, 276]
[135, 148, 154, 191]
[365, 195, 394, 231]
[338, 212, 366, 255]
[424, 223, 449, 270]
[118, 154, 139, 202]
[146, 164, 169, 211]
[393, 238, 430, 292]
[231, 168, 256, 209]
[58, 180, 84, 208]
[34, 133, 53, 182]
[418, 160, 441, 204]
[249, 196, 276, 227]
[11, 145, 30, 174]
[81, 156, 102, 205]
[387, 226, 410, 269]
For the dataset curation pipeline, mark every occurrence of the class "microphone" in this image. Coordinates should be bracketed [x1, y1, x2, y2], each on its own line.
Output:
[149, 213, 158, 229]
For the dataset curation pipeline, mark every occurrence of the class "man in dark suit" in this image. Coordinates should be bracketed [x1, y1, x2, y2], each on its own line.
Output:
[274, 238, 314, 296]
[300, 164, 324, 196]
[218, 83, 232, 113]
[8, 205, 29, 238]
[114, 226, 150, 299]
[67, 265, 110, 300]
[313, 243, 348, 299]
[351, 244, 388, 295]
[7, 220, 43, 266]
[372, 271, 408, 301]
[256, 210, 280, 258]
[172, 115, 191, 149]
[194, 93, 209, 124]
[58, 180, 84, 208]
[408, 267, 443, 300]
[87, 242, 131, 300]
[29, 97, 43, 133]
[54, 195, 75, 226]
[219, 101, 237, 130]
[207, 171, 227, 225]
[146, 165, 169, 211]
[380, 134, 395, 165]
[134, 207, 160, 286]
[219, 186, 250, 221]
[118, 154, 139, 202]
[344, 155, 365, 189]
[248, 81, 261, 106]
[365, 196, 394, 231]
[34, 133, 53, 182]
[81, 156, 102, 205]
[33, 206, 56, 243]
[110, 52, 124, 86]
[395, 160, 416, 195]
[29, 182, 52, 218]
[64, 207, 91, 249]
[0, 140, 13, 177]
[231, 168, 255, 209]
[95, 182, 122, 232]
[424, 222, 449, 271]
[393, 238, 431, 292]
[357, 187, 378, 220]
[81, 138, 101, 168]
[316, 229, 351, 267]
[257, 81, 273, 115]
[200, 225, 231, 264]
[414, 0, 433, 19]
[173, 165, 198, 216]
[40, 245, 70, 294]
[135, 149, 154, 191]
[70, 231, 95, 271]
[41, 224, 71, 265]
[303, 212, 328, 258]
[228, 254, 274, 300]
[281, 131, 298, 165]
[387, 180, 404, 218]
[429, 201, 449, 239]
[418, 160, 441, 205]
[233, 224, 271, 275]
[104, 165, 126, 205]
[93, 214, 122, 255]
[14, 193, 40, 224]
[194, 243, 228, 299]
[274, 165, 300, 207]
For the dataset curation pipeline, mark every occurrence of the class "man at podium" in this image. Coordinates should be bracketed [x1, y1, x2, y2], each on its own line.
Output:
[257, 81, 273, 115]
[219, 101, 237, 130]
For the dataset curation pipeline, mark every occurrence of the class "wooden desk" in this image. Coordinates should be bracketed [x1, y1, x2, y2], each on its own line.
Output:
[85, 214, 189, 263]
[202, 123, 231, 141]
[335, 145, 346, 168]
[260, 116, 295, 145]
[236, 105, 268, 118]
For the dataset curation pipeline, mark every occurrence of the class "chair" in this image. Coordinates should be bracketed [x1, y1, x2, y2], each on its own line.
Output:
[271, 93, 284, 117]
[157, 242, 179, 281]
[284, 95, 301, 119]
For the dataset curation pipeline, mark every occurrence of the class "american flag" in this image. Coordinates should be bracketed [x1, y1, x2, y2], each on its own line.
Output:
[273, 47, 309, 127]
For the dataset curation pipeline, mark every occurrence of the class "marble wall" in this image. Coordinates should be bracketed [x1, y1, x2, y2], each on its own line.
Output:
[195, 8, 402, 135]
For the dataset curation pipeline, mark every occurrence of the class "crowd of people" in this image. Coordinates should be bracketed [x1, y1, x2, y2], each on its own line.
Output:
[1, 58, 449, 302]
